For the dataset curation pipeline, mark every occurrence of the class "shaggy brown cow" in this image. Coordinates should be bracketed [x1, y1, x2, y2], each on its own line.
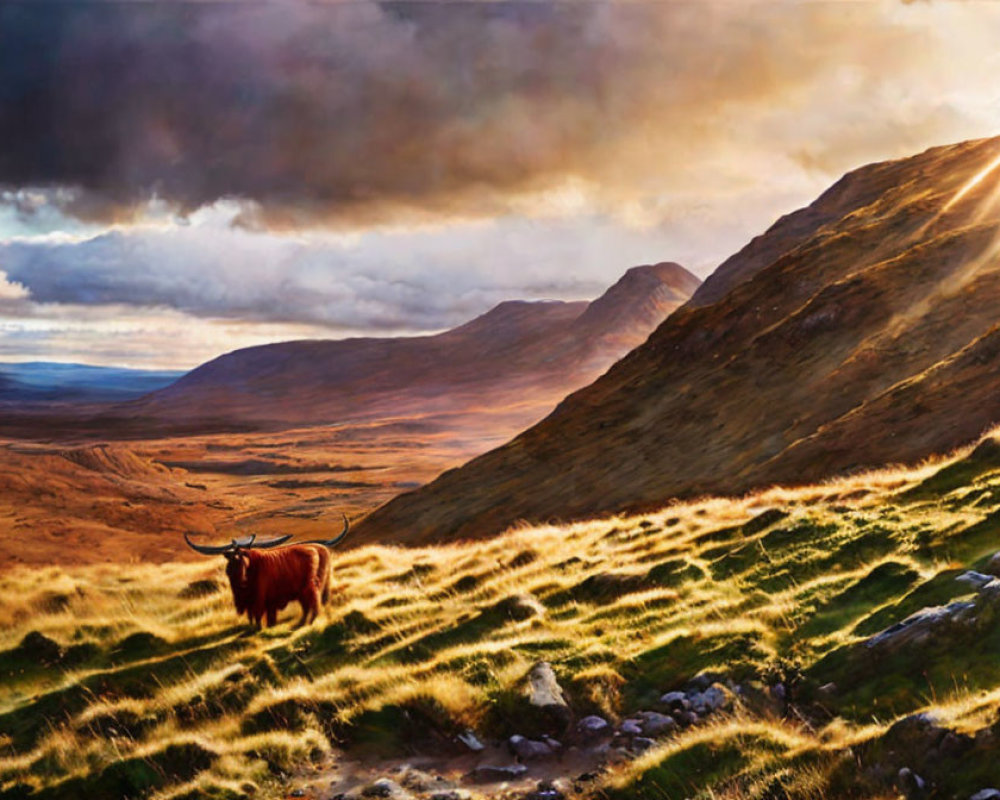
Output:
[184, 515, 349, 628]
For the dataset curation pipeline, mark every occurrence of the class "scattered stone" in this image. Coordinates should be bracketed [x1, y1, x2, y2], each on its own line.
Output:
[524, 780, 565, 800]
[896, 767, 927, 800]
[818, 682, 837, 696]
[361, 779, 405, 798]
[659, 691, 688, 711]
[457, 731, 485, 752]
[576, 715, 610, 738]
[635, 711, 676, 736]
[523, 662, 571, 733]
[970, 790, 1000, 800]
[686, 673, 720, 691]
[400, 769, 446, 793]
[675, 711, 699, 727]
[618, 720, 642, 736]
[509, 734, 558, 760]
[866, 601, 978, 650]
[956, 571, 997, 590]
[429, 792, 466, 800]
[984, 552, 1000, 578]
[706, 684, 731, 709]
[290, 790, 306, 798]
[631, 737, 656, 753]
[464, 765, 529, 784]
[769, 683, 786, 703]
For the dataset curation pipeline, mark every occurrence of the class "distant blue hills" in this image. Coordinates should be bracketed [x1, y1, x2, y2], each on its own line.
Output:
[0, 362, 186, 405]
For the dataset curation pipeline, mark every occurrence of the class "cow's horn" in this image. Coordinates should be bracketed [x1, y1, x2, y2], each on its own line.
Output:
[245, 534, 293, 550]
[184, 531, 238, 555]
[296, 513, 350, 548]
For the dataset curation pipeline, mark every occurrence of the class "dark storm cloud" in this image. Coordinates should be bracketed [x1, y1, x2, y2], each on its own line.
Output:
[0, 1, 924, 229]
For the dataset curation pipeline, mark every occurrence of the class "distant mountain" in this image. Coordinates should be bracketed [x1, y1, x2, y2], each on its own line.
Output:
[355, 136, 1000, 545]
[121, 263, 700, 432]
[0, 362, 184, 405]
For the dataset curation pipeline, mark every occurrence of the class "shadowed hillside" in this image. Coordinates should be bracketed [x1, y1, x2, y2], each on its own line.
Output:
[117, 263, 698, 435]
[358, 136, 1000, 545]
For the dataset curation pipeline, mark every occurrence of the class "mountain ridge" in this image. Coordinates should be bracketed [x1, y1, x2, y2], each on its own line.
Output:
[118, 262, 699, 433]
[355, 136, 1000, 545]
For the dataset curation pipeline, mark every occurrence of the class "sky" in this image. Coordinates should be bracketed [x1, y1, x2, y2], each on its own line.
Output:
[3, 0, 1000, 369]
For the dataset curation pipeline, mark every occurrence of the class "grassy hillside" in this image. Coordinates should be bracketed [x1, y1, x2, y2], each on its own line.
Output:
[7, 437, 1000, 798]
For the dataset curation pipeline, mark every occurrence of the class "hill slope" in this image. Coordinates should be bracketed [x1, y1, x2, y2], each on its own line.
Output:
[358, 136, 1000, 544]
[122, 263, 698, 432]
[9, 438, 1000, 798]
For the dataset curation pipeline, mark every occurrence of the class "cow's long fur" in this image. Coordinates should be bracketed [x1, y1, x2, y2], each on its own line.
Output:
[225, 544, 332, 628]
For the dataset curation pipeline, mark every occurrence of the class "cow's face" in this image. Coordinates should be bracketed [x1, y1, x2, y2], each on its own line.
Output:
[224, 550, 251, 590]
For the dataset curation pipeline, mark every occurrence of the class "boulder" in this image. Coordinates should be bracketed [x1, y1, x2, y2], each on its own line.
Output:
[631, 737, 656, 753]
[508, 735, 559, 760]
[361, 779, 411, 799]
[635, 711, 677, 736]
[464, 765, 529, 784]
[659, 691, 689, 711]
[520, 662, 571, 734]
[983, 552, 1000, 578]
[524, 780, 565, 800]
[696, 684, 731, 714]
[956, 571, 997, 590]
[576, 716, 610, 738]
[456, 731, 485, 752]
[619, 720, 642, 736]
[970, 790, 1000, 800]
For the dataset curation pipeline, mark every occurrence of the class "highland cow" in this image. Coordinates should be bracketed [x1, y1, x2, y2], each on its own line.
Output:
[184, 515, 349, 628]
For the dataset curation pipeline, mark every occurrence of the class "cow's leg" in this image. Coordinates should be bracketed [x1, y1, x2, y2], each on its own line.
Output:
[296, 588, 319, 627]
[266, 606, 278, 627]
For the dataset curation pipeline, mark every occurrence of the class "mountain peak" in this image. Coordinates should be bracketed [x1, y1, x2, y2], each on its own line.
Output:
[355, 135, 1000, 545]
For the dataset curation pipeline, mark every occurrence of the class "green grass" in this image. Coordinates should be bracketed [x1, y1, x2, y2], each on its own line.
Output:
[10, 438, 1000, 797]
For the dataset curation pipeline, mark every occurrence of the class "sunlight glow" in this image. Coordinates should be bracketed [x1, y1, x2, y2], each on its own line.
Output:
[941, 150, 1000, 216]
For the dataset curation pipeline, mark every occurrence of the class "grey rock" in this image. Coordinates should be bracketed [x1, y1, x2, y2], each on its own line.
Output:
[619, 720, 642, 736]
[290, 791, 306, 799]
[457, 730, 485, 752]
[957, 571, 996, 589]
[464, 765, 529, 784]
[676, 711, 699, 727]
[527, 662, 567, 709]
[631, 737, 656, 753]
[577, 715, 610, 736]
[697, 685, 729, 713]
[525, 780, 566, 800]
[818, 682, 837, 695]
[522, 661, 571, 732]
[430, 793, 466, 800]
[659, 691, 689, 710]
[866, 601, 977, 650]
[970, 790, 1000, 800]
[509, 734, 558, 760]
[636, 711, 677, 736]
[984, 552, 1000, 578]
[362, 780, 403, 799]
[896, 767, 927, 800]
